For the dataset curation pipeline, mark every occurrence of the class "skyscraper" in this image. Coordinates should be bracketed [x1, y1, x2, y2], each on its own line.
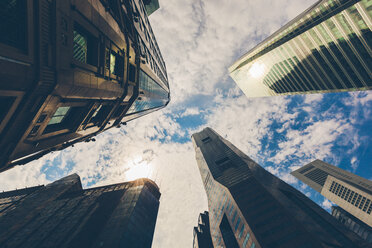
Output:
[193, 211, 214, 248]
[291, 159, 372, 227]
[192, 127, 367, 247]
[229, 0, 371, 98]
[332, 206, 372, 243]
[0, 174, 160, 248]
[0, 0, 170, 172]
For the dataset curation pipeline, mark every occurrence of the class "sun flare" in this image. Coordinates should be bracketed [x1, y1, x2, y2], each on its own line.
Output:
[125, 160, 153, 181]
[248, 62, 265, 78]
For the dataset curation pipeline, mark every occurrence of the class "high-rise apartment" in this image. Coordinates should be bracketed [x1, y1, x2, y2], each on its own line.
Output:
[291, 159, 372, 227]
[193, 211, 214, 248]
[332, 206, 372, 243]
[0, 0, 170, 172]
[0, 174, 160, 248]
[229, 0, 371, 98]
[192, 127, 367, 247]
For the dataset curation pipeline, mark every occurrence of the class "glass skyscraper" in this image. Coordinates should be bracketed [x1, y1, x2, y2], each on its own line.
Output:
[192, 127, 367, 247]
[229, 0, 371, 98]
[291, 159, 372, 228]
[0, 174, 160, 248]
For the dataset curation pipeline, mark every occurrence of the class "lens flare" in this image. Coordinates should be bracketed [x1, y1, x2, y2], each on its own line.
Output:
[125, 159, 153, 181]
[248, 62, 265, 78]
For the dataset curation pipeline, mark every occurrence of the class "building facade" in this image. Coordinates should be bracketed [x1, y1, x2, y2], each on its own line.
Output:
[332, 206, 372, 243]
[291, 159, 372, 227]
[0, 174, 160, 248]
[193, 211, 214, 248]
[0, 0, 170, 172]
[229, 0, 371, 98]
[192, 127, 368, 248]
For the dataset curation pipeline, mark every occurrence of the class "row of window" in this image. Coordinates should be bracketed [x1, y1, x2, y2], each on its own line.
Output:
[140, 38, 167, 87]
[73, 25, 126, 81]
[261, 5, 371, 94]
[329, 181, 372, 214]
[28, 100, 118, 138]
[226, 198, 254, 248]
[126, 70, 168, 115]
[332, 207, 372, 242]
[242, 0, 369, 68]
[134, 0, 166, 72]
[303, 168, 329, 186]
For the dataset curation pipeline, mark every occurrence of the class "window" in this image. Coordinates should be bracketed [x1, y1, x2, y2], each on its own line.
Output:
[105, 49, 124, 77]
[235, 217, 241, 231]
[243, 233, 250, 247]
[0, 0, 27, 51]
[73, 24, 98, 66]
[44, 106, 88, 134]
[303, 168, 328, 186]
[239, 224, 245, 239]
[232, 210, 237, 223]
[202, 137, 211, 143]
[73, 30, 88, 63]
[48, 107, 71, 125]
[229, 205, 234, 216]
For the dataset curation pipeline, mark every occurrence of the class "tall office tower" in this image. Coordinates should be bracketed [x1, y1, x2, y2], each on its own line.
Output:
[332, 206, 372, 243]
[291, 159, 372, 227]
[193, 211, 214, 248]
[0, 0, 170, 172]
[229, 0, 371, 98]
[0, 174, 160, 248]
[192, 127, 368, 248]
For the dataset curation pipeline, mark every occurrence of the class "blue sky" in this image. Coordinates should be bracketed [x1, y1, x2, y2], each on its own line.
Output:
[0, 0, 371, 247]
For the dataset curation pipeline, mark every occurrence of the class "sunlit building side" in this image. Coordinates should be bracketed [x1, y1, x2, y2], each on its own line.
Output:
[229, 0, 371, 98]
[192, 127, 367, 248]
[0, 0, 170, 172]
[291, 159, 372, 228]
[0, 174, 161, 248]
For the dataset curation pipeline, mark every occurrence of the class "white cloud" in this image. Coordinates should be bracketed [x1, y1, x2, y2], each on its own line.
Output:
[350, 156, 358, 172]
[321, 199, 333, 210]
[179, 107, 201, 117]
[0, 1, 371, 248]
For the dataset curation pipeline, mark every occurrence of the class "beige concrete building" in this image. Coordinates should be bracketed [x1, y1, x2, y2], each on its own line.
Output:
[291, 159, 372, 227]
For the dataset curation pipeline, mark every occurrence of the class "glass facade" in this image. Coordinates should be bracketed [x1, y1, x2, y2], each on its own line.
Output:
[48, 107, 71, 125]
[126, 69, 169, 115]
[73, 30, 88, 63]
[229, 0, 372, 98]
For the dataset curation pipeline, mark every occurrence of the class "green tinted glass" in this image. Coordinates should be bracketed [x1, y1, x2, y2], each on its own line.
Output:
[54, 107, 70, 116]
[48, 116, 64, 125]
[48, 107, 70, 125]
[347, 6, 368, 31]
[73, 31, 87, 63]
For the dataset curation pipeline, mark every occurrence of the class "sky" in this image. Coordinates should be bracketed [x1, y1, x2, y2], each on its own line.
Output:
[0, 0, 371, 247]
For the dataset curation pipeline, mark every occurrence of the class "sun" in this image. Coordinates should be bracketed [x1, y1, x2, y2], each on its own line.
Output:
[248, 62, 265, 78]
[125, 159, 153, 181]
